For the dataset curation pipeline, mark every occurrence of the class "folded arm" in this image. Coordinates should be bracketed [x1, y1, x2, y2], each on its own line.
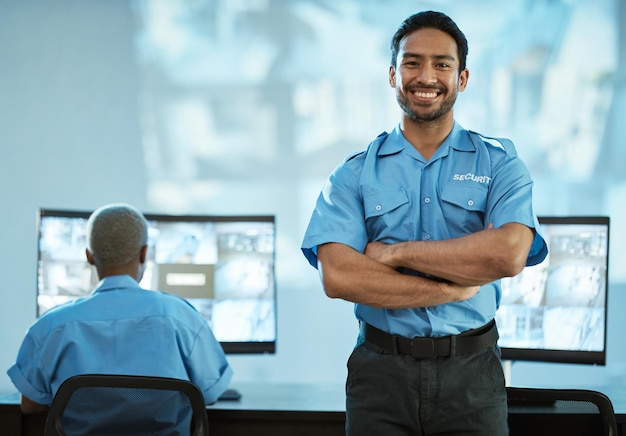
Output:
[364, 222, 535, 286]
[317, 242, 480, 309]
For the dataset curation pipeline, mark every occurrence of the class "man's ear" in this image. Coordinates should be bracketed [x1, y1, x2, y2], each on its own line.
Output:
[458, 68, 469, 92]
[139, 245, 148, 264]
[85, 249, 95, 265]
[389, 65, 396, 88]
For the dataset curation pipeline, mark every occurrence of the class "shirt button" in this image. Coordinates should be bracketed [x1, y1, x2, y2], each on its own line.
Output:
[468, 200, 474, 206]
[423, 234, 431, 240]
[424, 197, 431, 204]
[375, 205, 382, 211]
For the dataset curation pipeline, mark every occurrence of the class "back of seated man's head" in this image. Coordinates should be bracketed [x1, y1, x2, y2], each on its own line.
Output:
[86, 203, 148, 272]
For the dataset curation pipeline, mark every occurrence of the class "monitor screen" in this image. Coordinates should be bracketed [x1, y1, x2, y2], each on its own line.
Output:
[36, 208, 277, 354]
[497, 216, 609, 365]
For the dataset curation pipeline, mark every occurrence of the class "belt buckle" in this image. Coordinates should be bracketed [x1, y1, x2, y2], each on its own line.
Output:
[410, 338, 435, 359]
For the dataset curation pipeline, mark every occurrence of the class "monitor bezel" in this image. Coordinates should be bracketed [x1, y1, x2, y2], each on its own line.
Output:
[36, 208, 278, 355]
[499, 215, 610, 366]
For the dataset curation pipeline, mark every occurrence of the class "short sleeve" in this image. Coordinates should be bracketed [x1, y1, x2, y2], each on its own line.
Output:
[301, 159, 369, 269]
[7, 333, 54, 405]
[184, 321, 233, 404]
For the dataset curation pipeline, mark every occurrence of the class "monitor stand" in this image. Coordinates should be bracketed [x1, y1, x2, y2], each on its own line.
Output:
[503, 360, 556, 406]
[503, 360, 513, 387]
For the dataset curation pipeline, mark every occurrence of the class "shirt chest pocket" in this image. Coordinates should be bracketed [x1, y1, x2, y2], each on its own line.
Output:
[441, 184, 487, 232]
[363, 190, 410, 240]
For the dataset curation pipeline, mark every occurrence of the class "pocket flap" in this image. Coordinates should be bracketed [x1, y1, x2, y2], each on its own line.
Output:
[441, 185, 487, 212]
[364, 190, 409, 217]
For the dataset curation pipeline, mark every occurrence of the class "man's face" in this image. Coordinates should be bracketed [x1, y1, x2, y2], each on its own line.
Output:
[389, 27, 468, 123]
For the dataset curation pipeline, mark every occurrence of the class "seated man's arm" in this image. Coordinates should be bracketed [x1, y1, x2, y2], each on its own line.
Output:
[365, 222, 534, 286]
[317, 242, 480, 309]
[20, 395, 49, 414]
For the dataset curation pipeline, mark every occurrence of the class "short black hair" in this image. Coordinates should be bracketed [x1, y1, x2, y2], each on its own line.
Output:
[390, 11, 468, 72]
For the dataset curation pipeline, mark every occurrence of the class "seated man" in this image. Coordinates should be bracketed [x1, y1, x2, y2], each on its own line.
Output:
[8, 203, 233, 417]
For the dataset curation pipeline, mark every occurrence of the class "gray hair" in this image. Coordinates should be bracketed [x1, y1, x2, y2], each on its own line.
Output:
[86, 203, 148, 267]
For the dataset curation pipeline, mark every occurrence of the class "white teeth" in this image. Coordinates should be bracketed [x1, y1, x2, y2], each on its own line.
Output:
[414, 91, 437, 98]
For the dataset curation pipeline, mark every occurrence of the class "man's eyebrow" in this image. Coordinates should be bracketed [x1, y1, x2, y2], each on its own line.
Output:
[401, 52, 457, 62]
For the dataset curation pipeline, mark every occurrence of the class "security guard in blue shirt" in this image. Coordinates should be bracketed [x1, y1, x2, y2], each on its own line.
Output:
[9, 203, 233, 433]
[302, 10, 547, 436]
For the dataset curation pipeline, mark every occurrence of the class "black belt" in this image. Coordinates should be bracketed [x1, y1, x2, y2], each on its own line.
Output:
[360, 320, 498, 360]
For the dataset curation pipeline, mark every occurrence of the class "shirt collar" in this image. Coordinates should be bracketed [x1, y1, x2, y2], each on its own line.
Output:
[447, 122, 474, 152]
[379, 122, 474, 157]
[94, 275, 142, 293]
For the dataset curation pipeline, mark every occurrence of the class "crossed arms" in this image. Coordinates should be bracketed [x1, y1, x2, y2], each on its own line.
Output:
[316, 222, 534, 309]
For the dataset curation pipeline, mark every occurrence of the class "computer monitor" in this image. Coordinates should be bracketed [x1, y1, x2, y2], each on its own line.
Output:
[36, 208, 277, 354]
[497, 216, 610, 365]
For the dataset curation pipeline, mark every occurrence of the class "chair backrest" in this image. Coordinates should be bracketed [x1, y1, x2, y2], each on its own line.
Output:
[44, 374, 209, 436]
[507, 387, 618, 436]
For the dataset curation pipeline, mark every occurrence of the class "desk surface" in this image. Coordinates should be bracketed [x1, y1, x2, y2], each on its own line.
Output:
[210, 383, 345, 412]
[3, 382, 626, 414]
[0, 382, 346, 411]
[0, 383, 347, 436]
[2, 383, 626, 436]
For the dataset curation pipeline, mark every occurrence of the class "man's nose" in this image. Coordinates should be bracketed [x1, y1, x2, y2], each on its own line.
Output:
[416, 65, 437, 85]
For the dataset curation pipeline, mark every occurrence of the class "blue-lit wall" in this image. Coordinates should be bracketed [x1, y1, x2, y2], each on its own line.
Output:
[1, 0, 624, 394]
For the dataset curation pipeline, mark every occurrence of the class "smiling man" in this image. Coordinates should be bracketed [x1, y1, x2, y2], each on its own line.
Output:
[301, 10, 547, 436]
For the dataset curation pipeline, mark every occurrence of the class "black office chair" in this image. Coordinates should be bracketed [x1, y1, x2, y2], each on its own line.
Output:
[44, 374, 209, 436]
[507, 386, 618, 436]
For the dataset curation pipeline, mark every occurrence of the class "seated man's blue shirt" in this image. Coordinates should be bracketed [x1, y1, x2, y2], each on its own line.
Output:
[8, 274, 233, 407]
[302, 123, 548, 337]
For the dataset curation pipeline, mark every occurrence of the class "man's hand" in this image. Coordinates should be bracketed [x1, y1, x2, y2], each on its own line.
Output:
[442, 282, 481, 302]
[364, 241, 393, 266]
[21, 395, 49, 414]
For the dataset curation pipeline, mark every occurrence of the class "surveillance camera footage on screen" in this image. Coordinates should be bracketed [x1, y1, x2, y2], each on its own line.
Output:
[496, 216, 609, 365]
[36, 209, 277, 354]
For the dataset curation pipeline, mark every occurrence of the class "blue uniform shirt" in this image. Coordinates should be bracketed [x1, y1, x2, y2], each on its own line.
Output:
[8, 275, 233, 406]
[302, 123, 547, 337]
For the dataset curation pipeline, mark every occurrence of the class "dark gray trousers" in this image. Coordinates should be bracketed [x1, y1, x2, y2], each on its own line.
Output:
[345, 340, 508, 436]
